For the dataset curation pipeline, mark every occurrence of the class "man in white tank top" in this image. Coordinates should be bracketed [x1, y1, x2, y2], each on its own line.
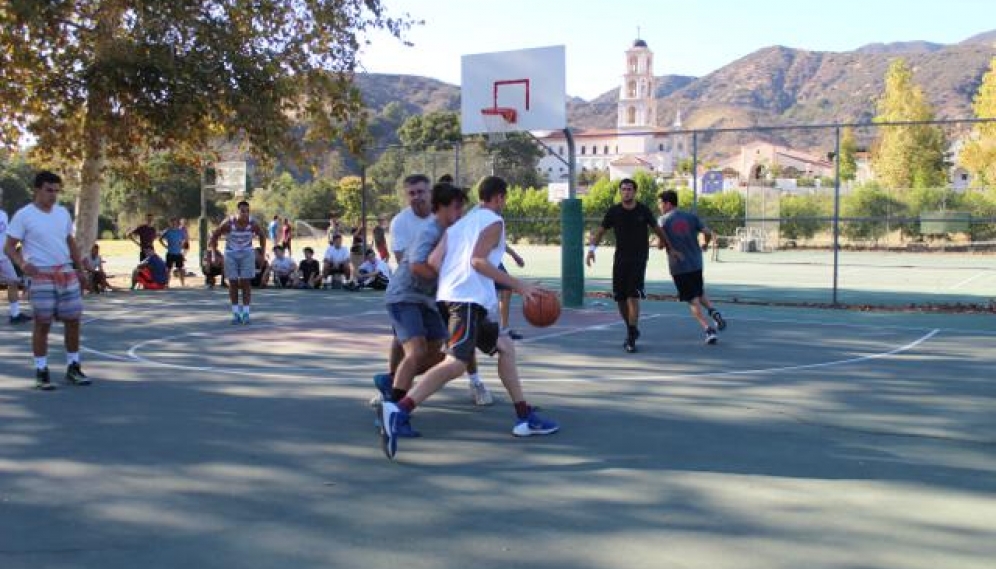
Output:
[377, 176, 559, 460]
[208, 200, 266, 324]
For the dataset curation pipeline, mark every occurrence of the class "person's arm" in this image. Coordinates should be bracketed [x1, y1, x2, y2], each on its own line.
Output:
[208, 220, 229, 249]
[4, 235, 36, 277]
[424, 233, 448, 278]
[699, 218, 714, 250]
[255, 221, 267, 251]
[585, 226, 608, 267]
[127, 226, 141, 247]
[505, 244, 524, 268]
[390, 216, 406, 263]
[470, 222, 541, 303]
[158, 231, 168, 250]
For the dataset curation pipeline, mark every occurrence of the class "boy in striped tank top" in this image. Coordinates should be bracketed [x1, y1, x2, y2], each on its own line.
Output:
[208, 201, 266, 324]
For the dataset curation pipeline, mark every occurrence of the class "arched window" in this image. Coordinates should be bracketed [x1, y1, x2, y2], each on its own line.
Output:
[627, 80, 637, 98]
[627, 107, 636, 124]
[559, 146, 564, 155]
[604, 145, 610, 154]
[580, 145, 586, 155]
[629, 57, 637, 73]
[658, 143, 664, 151]
[592, 146, 598, 155]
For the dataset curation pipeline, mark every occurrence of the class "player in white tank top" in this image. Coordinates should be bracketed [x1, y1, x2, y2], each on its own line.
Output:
[376, 176, 559, 460]
[208, 200, 266, 324]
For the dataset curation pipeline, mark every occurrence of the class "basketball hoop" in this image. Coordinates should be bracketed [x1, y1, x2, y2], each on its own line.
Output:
[481, 107, 517, 143]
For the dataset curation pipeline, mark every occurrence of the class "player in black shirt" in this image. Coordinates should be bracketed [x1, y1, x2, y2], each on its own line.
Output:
[586, 178, 669, 353]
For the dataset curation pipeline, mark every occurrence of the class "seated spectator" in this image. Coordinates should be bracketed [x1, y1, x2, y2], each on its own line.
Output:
[202, 243, 226, 289]
[321, 233, 351, 287]
[83, 243, 114, 293]
[251, 247, 269, 288]
[269, 245, 297, 288]
[350, 248, 391, 290]
[298, 247, 322, 289]
[131, 247, 169, 290]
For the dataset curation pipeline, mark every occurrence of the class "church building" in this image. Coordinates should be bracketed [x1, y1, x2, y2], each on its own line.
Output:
[536, 38, 689, 182]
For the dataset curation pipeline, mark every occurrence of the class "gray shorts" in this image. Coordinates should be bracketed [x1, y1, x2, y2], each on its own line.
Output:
[225, 250, 256, 281]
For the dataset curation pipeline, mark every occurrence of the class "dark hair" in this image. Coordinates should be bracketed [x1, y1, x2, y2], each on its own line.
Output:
[477, 175, 508, 202]
[33, 170, 62, 188]
[403, 174, 430, 186]
[658, 189, 678, 206]
[272, 245, 284, 253]
[619, 178, 637, 191]
[437, 174, 454, 184]
[303, 247, 314, 255]
[237, 200, 250, 208]
[431, 182, 467, 212]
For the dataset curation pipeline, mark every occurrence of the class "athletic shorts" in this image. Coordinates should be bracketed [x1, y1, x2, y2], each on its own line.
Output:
[494, 263, 511, 292]
[165, 253, 185, 270]
[612, 256, 648, 302]
[387, 301, 447, 343]
[136, 268, 166, 290]
[0, 257, 18, 284]
[30, 266, 83, 323]
[225, 250, 256, 280]
[442, 301, 500, 364]
[672, 270, 704, 302]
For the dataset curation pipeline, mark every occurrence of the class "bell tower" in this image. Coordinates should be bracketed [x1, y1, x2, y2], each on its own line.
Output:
[618, 38, 657, 130]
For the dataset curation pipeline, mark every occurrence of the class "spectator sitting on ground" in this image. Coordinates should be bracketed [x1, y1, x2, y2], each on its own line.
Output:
[321, 233, 351, 287]
[251, 247, 269, 288]
[269, 245, 297, 288]
[83, 243, 114, 293]
[131, 246, 169, 290]
[202, 243, 226, 289]
[298, 247, 322, 289]
[349, 248, 391, 290]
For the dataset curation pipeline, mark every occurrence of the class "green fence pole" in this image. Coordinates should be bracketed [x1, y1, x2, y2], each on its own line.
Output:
[560, 128, 583, 307]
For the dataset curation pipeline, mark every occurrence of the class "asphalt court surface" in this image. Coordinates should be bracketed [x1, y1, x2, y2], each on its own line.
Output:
[1, 288, 994, 569]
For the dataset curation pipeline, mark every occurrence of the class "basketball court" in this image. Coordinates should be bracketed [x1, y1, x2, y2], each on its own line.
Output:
[3, 44, 995, 569]
[1, 288, 994, 569]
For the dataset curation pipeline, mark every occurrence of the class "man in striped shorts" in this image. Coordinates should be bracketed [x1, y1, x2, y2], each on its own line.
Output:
[4, 171, 90, 390]
[209, 200, 266, 324]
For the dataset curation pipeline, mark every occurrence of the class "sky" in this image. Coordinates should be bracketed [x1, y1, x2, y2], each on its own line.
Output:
[359, 0, 996, 101]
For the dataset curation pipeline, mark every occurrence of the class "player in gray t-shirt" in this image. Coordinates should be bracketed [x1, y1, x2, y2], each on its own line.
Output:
[657, 190, 727, 345]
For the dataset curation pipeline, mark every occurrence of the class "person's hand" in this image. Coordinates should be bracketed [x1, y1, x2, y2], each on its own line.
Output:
[669, 249, 685, 262]
[76, 268, 89, 287]
[516, 280, 542, 305]
[585, 250, 595, 267]
[701, 241, 710, 252]
[21, 262, 39, 278]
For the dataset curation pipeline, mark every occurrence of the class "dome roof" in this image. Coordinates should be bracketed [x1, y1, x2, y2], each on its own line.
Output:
[632, 38, 648, 48]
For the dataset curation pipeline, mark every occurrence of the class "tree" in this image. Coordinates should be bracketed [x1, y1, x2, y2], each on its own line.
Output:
[841, 182, 907, 242]
[397, 112, 462, 149]
[839, 127, 858, 182]
[960, 56, 996, 186]
[871, 59, 947, 190]
[490, 134, 546, 189]
[0, 1, 412, 251]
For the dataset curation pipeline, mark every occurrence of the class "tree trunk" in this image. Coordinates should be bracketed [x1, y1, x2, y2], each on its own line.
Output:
[75, 106, 105, 254]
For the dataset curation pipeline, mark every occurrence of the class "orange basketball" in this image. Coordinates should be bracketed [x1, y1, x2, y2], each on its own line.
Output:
[522, 290, 561, 328]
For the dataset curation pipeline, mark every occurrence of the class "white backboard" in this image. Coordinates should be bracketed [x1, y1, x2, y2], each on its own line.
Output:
[215, 161, 247, 194]
[461, 45, 566, 135]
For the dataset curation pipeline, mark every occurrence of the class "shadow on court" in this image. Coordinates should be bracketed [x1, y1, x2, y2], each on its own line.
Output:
[1, 289, 994, 569]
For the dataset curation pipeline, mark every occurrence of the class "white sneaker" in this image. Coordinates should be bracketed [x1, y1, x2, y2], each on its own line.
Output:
[469, 382, 494, 406]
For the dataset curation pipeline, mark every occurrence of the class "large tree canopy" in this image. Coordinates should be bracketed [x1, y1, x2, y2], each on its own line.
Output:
[0, 0, 412, 249]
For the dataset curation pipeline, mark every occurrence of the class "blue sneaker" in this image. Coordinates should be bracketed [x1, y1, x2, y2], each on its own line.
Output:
[231, 313, 242, 325]
[241, 313, 250, 325]
[378, 401, 407, 459]
[373, 373, 393, 402]
[396, 416, 421, 438]
[512, 411, 560, 437]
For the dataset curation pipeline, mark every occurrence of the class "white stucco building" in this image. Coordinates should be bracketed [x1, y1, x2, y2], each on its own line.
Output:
[535, 38, 689, 182]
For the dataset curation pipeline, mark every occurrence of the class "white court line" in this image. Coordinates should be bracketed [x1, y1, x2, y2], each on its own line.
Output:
[949, 271, 989, 290]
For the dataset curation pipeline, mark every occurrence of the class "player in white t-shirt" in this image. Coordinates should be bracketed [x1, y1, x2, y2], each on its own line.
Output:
[4, 171, 89, 390]
[389, 174, 434, 264]
[321, 233, 352, 287]
[376, 176, 559, 460]
[0, 195, 32, 324]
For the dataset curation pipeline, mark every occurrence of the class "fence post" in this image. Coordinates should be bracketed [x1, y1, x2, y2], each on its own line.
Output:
[561, 128, 584, 308]
[832, 125, 841, 306]
[692, 130, 699, 211]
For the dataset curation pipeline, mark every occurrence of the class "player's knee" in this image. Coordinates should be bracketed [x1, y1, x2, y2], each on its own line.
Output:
[495, 335, 516, 356]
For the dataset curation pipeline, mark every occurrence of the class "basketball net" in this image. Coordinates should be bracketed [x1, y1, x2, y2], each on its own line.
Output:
[481, 107, 516, 144]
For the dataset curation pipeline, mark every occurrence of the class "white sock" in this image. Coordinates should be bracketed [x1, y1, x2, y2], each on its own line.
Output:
[34, 356, 47, 370]
[67, 352, 80, 365]
[232, 304, 240, 315]
[10, 301, 20, 317]
[467, 372, 482, 385]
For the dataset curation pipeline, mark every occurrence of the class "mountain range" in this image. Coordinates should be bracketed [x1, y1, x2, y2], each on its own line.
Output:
[354, 30, 996, 158]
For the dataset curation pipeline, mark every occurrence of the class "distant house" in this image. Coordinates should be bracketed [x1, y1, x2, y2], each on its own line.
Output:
[719, 141, 835, 183]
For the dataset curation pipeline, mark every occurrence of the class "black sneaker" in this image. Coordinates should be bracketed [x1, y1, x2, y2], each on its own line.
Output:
[9, 313, 32, 324]
[65, 363, 91, 386]
[507, 329, 524, 340]
[711, 311, 726, 331]
[623, 338, 637, 353]
[35, 368, 55, 391]
[705, 328, 718, 345]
